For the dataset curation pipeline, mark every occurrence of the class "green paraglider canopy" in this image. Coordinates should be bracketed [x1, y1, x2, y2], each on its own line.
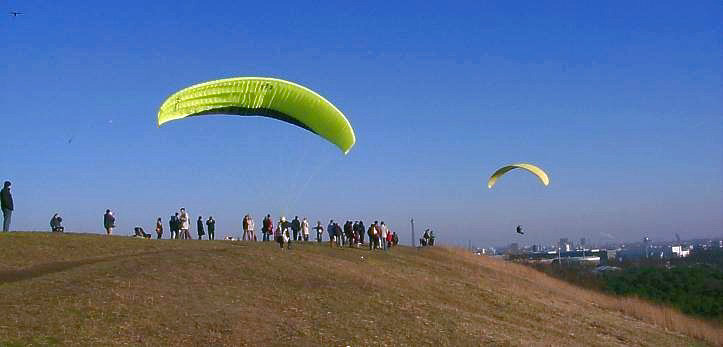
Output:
[157, 77, 356, 154]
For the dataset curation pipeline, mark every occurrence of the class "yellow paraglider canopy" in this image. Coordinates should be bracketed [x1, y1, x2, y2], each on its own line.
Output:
[487, 163, 550, 189]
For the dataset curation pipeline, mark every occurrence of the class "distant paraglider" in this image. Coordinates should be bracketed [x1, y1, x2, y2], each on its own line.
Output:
[487, 163, 549, 189]
[157, 77, 356, 154]
[516, 225, 524, 235]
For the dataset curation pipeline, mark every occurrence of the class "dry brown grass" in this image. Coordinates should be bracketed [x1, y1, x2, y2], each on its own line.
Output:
[0, 232, 718, 346]
[451, 247, 723, 346]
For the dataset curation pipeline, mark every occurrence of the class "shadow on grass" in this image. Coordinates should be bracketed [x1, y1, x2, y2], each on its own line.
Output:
[0, 248, 230, 284]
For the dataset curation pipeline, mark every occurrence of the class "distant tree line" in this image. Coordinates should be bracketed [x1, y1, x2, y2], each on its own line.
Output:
[527, 248, 723, 321]
[602, 265, 722, 320]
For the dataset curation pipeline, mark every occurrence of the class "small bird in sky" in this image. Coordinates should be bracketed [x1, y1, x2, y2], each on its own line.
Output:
[9, 11, 23, 17]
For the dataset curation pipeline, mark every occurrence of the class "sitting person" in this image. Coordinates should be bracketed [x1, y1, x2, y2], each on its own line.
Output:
[133, 227, 151, 239]
[50, 213, 64, 232]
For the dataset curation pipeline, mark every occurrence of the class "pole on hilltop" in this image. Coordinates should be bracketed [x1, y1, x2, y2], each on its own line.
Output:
[410, 218, 415, 248]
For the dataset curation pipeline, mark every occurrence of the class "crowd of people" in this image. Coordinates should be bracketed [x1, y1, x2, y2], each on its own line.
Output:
[0, 181, 417, 251]
[267, 217, 400, 250]
[159, 208, 216, 240]
[99, 208, 403, 251]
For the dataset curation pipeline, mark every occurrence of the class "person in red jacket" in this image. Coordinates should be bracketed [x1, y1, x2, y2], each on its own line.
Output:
[386, 228, 393, 248]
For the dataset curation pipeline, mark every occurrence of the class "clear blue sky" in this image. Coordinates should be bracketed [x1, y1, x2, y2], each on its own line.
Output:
[1, 1, 721, 247]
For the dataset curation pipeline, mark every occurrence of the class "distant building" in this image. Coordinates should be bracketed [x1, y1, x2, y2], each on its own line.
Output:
[665, 245, 690, 258]
[643, 237, 652, 258]
[559, 238, 570, 252]
[474, 248, 494, 255]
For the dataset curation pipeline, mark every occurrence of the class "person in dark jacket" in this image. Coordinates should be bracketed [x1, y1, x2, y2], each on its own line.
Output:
[196, 216, 205, 240]
[344, 221, 353, 246]
[367, 223, 376, 250]
[1, 181, 13, 232]
[50, 213, 64, 232]
[134, 226, 151, 239]
[358, 221, 365, 244]
[103, 209, 115, 235]
[313, 221, 324, 243]
[206, 216, 215, 240]
[291, 216, 301, 242]
[262, 214, 272, 241]
[155, 217, 163, 239]
[169, 213, 179, 239]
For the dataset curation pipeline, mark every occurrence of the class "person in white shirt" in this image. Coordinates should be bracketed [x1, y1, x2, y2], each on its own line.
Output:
[179, 208, 190, 240]
[380, 221, 388, 251]
[301, 217, 310, 242]
[247, 215, 256, 241]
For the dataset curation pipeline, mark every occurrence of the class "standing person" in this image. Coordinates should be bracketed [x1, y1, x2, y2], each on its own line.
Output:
[358, 221, 366, 244]
[247, 215, 256, 241]
[1, 181, 13, 232]
[179, 208, 190, 240]
[353, 222, 360, 246]
[334, 223, 343, 248]
[344, 221, 353, 247]
[327, 220, 335, 248]
[380, 221, 388, 251]
[155, 217, 163, 239]
[352, 221, 359, 246]
[348, 221, 355, 246]
[386, 227, 393, 248]
[275, 216, 290, 250]
[314, 221, 324, 243]
[301, 217, 310, 242]
[374, 221, 382, 249]
[291, 216, 301, 242]
[103, 209, 115, 235]
[392, 232, 399, 246]
[242, 215, 250, 240]
[262, 214, 272, 242]
[169, 213, 179, 239]
[274, 218, 283, 249]
[351, 221, 359, 243]
[196, 216, 205, 240]
[368, 223, 376, 250]
[206, 216, 215, 240]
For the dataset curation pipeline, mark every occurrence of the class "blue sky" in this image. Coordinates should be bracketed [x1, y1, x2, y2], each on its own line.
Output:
[1, 1, 721, 247]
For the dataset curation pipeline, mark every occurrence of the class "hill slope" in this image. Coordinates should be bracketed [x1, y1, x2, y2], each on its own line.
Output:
[0, 233, 717, 346]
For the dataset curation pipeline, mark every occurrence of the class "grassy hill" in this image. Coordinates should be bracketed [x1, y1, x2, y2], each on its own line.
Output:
[0, 233, 719, 346]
